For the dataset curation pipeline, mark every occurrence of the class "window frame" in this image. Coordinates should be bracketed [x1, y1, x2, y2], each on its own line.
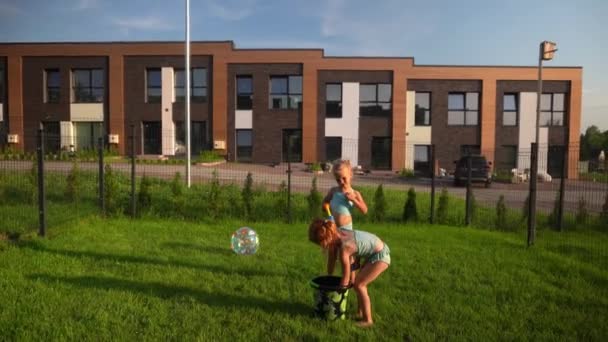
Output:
[325, 83, 343, 118]
[540, 93, 565, 127]
[236, 75, 253, 110]
[447, 92, 479, 126]
[502, 93, 518, 127]
[174, 68, 208, 103]
[72, 68, 104, 103]
[146, 68, 162, 104]
[414, 92, 431, 126]
[45, 69, 61, 104]
[269, 75, 302, 110]
[359, 83, 392, 117]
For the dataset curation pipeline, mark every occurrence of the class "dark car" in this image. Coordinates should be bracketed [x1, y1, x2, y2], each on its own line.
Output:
[453, 155, 492, 187]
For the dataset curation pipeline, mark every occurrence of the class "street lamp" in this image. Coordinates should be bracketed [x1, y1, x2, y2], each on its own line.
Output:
[185, 0, 191, 188]
[528, 40, 558, 246]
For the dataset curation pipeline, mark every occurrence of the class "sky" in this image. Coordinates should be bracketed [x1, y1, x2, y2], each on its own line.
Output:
[1, 0, 606, 132]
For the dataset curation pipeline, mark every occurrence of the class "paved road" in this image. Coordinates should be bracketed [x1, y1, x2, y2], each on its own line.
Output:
[2, 160, 607, 214]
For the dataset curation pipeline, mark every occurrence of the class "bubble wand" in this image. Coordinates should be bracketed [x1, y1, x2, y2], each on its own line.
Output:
[323, 203, 334, 221]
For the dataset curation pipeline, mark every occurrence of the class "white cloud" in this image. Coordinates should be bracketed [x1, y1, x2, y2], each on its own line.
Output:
[0, 2, 22, 16]
[112, 15, 176, 32]
[206, 0, 256, 21]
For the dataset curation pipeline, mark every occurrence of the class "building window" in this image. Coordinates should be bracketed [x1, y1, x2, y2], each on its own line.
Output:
[326, 84, 342, 118]
[448, 92, 478, 126]
[236, 129, 253, 162]
[174, 68, 208, 103]
[146, 68, 162, 103]
[360, 84, 392, 117]
[236, 76, 253, 110]
[414, 145, 431, 175]
[282, 129, 302, 162]
[325, 137, 342, 161]
[45, 69, 60, 104]
[503, 93, 518, 126]
[415, 92, 431, 126]
[74, 122, 103, 151]
[498, 145, 517, 171]
[540, 93, 565, 126]
[72, 69, 103, 103]
[269, 76, 302, 110]
[143, 121, 161, 154]
[460, 144, 480, 156]
[175, 121, 207, 156]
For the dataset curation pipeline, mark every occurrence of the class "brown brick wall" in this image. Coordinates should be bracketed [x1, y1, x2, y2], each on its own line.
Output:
[407, 79, 482, 172]
[22, 56, 107, 151]
[0, 57, 6, 145]
[227, 63, 302, 163]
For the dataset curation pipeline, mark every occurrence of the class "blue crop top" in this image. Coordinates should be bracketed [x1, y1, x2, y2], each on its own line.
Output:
[330, 191, 354, 216]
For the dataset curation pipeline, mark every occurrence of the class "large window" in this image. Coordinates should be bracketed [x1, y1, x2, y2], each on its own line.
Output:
[174, 68, 208, 103]
[360, 84, 392, 117]
[326, 84, 342, 118]
[371, 137, 391, 169]
[236, 129, 253, 162]
[45, 69, 60, 103]
[415, 92, 431, 126]
[175, 121, 207, 156]
[142, 121, 161, 154]
[414, 145, 431, 175]
[269, 76, 302, 110]
[72, 69, 103, 103]
[74, 122, 103, 151]
[282, 129, 302, 162]
[325, 137, 342, 161]
[236, 76, 253, 110]
[540, 93, 565, 126]
[448, 92, 478, 126]
[503, 94, 518, 126]
[498, 145, 517, 171]
[146, 68, 161, 103]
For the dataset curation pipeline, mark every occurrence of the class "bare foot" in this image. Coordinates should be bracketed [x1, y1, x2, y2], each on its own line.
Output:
[355, 321, 374, 328]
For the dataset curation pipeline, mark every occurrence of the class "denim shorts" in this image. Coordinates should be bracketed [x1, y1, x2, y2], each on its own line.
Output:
[367, 243, 391, 266]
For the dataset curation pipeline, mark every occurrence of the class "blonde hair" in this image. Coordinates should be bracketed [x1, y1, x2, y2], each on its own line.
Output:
[308, 218, 339, 249]
[332, 159, 352, 175]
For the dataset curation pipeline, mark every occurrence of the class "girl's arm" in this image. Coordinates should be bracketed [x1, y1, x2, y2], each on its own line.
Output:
[346, 190, 368, 214]
[327, 246, 337, 275]
[338, 248, 352, 287]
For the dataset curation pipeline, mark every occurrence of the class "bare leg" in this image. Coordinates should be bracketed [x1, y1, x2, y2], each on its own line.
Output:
[353, 261, 388, 327]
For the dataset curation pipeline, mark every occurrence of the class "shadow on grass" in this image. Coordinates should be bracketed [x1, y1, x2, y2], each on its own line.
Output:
[162, 242, 235, 256]
[28, 273, 312, 317]
[20, 241, 280, 278]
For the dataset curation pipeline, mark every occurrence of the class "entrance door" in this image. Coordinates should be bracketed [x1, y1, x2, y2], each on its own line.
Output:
[282, 129, 302, 162]
[143, 121, 161, 154]
[547, 146, 565, 178]
[42, 121, 60, 153]
[371, 137, 391, 169]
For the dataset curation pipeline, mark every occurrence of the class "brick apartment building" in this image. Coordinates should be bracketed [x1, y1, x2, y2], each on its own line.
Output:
[0, 41, 582, 177]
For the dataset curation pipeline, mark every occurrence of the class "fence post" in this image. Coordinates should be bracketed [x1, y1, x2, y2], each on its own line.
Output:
[527, 142, 538, 246]
[557, 146, 567, 231]
[430, 144, 436, 224]
[37, 124, 46, 237]
[98, 135, 105, 215]
[130, 124, 136, 218]
[286, 136, 292, 224]
[465, 154, 472, 226]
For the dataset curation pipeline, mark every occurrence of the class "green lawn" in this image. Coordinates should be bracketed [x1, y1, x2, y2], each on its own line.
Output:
[1, 217, 606, 340]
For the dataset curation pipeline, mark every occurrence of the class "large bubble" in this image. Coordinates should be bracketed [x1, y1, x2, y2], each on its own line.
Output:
[230, 227, 259, 255]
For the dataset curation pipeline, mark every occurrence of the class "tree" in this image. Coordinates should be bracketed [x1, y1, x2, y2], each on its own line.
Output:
[402, 188, 418, 222]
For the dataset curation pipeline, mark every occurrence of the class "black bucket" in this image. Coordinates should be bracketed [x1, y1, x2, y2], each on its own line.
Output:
[310, 276, 349, 321]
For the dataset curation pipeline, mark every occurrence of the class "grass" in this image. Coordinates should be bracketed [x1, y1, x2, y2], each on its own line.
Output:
[1, 217, 606, 340]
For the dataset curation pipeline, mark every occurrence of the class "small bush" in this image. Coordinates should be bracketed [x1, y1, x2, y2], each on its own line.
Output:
[495, 195, 507, 230]
[104, 164, 121, 216]
[436, 188, 449, 224]
[309, 162, 322, 172]
[398, 168, 416, 179]
[206, 169, 224, 219]
[197, 150, 224, 163]
[468, 192, 477, 223]
[65, 161, 81, 202]
[137, 175, 152, 214]
[242, 172, 254, 219]
[171, 172, 184, 197]
[306, 176, 323, 219]
[402, 187, 418, 222]
[27, 162, 38, 205]
[372, 184, 386, 222]
[576, 196, 589, 225]
[276, 181, 288, 222]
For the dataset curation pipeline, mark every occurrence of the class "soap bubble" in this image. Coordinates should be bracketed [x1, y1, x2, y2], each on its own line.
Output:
[230, 227, 259, 255]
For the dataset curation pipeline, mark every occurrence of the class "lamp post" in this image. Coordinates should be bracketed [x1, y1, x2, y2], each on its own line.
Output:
[185, 0, 191, 188]
[528, 40, 557, 246]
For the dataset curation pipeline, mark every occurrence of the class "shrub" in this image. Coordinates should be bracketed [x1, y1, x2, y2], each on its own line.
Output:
[576, 196, 589, 225]
[207, 169, 223, 219]
[495, 195, 507, 230]
[468, 192, 477, 223]
[137, 175, 152, 214]
[104, 164, 121, 216]
[402, 187, 418, 222]
[600, 192, 608, 228]
[276, 181, 289, 222]
[372, 184, 386, 222]
[197, 150, 224, 163]
[65, 161, 81, 202]
[242, 172, 254, 219]
[27, 162, 38, 205]
[547, 192, 561, 229]
[171, 172, 184, 197]
[398, 168, 416, 179]
[306, 176, 323, 219]
[436, 188, 449, 224]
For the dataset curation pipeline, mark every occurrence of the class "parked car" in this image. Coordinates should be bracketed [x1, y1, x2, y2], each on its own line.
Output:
[453, 155, 492, 187]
